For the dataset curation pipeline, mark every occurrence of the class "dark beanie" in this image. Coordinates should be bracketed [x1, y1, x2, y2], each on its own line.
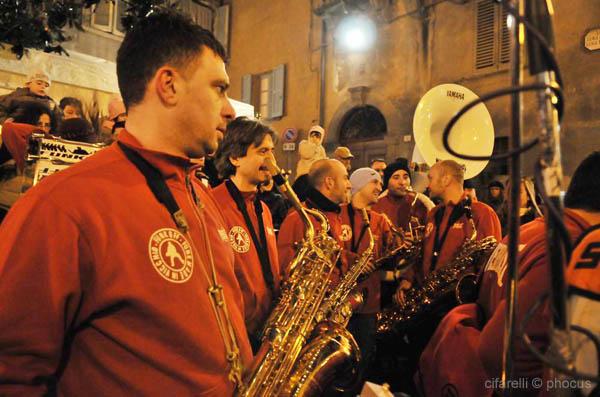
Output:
[463, 179, 476, 189]
[488, 180, 504, 190]
[383, 158, 411, 190]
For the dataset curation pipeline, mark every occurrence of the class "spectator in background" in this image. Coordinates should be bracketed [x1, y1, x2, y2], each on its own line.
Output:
[0, 69, 60, 124]
[259, 177, 290, 232]
[333, 146, 354, 172]
[463, 179, 478, 201]
[101, 96, 127, 141]
[484, 180, 505, 217]
[499, 177, 542, 234]
[0, 102, 54, 172]
[296, 125, 326, 178]
[370, 158, 386, 179]
[59, 97, 83, 120]
[56, 118, 99, 144]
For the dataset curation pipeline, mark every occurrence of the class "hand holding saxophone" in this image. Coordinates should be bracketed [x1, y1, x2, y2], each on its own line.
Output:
[393, 279, 413, 306]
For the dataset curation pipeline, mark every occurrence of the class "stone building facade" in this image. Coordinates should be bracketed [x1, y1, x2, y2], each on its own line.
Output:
[226, 0, 600, 185]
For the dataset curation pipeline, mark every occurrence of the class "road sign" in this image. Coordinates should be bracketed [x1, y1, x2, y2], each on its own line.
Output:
[282, 128, 298, 142]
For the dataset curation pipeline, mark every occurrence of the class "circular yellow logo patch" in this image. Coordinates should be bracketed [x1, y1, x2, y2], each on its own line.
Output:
[148, 228, 194, 283]
[229, 226, 251, 253]
[340, 224, 353, 242]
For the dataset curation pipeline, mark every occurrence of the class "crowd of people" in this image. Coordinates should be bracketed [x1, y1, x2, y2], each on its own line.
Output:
[0, 10, 597, 397]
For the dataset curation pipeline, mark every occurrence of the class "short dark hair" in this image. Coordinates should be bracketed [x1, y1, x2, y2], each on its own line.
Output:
[215, 117, 276, 179]
[370, 158, 386, 166]
[59, 97, 83, 114]
[57, 118, 97, 143]
[116, 10, 227, 110]
[564, 151, 600, 212]
[12, 101, 55, 131]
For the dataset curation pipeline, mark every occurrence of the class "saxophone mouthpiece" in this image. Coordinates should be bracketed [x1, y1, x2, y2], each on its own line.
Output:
[264, 157, 286, 188]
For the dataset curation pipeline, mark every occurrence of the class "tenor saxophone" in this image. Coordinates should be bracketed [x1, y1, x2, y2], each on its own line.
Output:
[377, 216, 498, 335]
[240, 158, 354, 397]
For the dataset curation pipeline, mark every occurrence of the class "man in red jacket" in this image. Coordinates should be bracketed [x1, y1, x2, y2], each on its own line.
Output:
[373, 158, 432, 307]
[213, 117, 280, 351]
[398, 159, 501, 297]
[340, 167, 395, 392]
[373, 158, 430, 233]
[277, 158, 351, 282]
[0, 11, 252, 396]
[418, 151, 600, 397]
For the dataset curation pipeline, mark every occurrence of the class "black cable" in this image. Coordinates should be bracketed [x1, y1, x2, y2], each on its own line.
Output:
[439, 0, 595, 387]
[520, 293, 600, 383]
[533, 161, 573, 258]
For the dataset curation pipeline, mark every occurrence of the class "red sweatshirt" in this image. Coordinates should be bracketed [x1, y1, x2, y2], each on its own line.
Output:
[418, 209, 590, 397]
[212, 181, 280, 336]
[277, 189, 347, 283]
[0, 130, 252, 396]
[419, 196, 502, 282]
[340, 204, 393, 313]
[1, 121, 39, 172]
[372, 193, 428, 232]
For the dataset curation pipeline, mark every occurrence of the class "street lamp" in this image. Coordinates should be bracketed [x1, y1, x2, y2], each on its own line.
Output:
[334, 14, 377, 52]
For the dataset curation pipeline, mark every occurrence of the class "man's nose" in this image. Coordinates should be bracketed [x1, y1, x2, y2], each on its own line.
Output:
[222, 98, 235, 121]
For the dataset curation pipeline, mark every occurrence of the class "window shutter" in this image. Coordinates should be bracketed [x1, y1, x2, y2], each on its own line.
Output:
[214, 5, 230, 51]
[241, 74, 252, 105]
[269, 64, 285, 119]
[499, 5, 511, 64]
[475, 0, 497, 70]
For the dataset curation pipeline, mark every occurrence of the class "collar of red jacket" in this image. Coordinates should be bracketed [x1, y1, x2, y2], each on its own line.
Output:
[305, 187, 341, 213]
[117, 129, 194, 184]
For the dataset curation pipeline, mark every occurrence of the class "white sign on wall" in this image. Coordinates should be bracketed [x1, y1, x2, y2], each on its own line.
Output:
[584, 28, 600, 51]
[282, 143, 296, 152]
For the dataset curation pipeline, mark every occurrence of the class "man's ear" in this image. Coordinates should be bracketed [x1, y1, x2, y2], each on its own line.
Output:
[324, 175, 334, 190]
[154, 66, 179, 106]
[229, 156, 240, 168]
[441, 173, 451, 187]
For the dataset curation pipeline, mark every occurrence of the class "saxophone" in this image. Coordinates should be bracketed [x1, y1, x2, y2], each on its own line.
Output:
[276, 208, 377, 397]
[318, 208, 375, 325]
[240, 158, 356, 397]
[377, 208, 498, 335]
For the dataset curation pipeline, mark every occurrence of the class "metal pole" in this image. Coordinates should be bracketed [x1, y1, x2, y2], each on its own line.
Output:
[319, 18, 327, 127]
[501, 1, 525, 395]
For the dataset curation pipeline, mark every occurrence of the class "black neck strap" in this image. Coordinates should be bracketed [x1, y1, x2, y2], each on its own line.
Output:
[118, 142, 189, 232]
[224, 180, 274, 291]
[348, 204, 368, 253]
[430, 196, 473, 271]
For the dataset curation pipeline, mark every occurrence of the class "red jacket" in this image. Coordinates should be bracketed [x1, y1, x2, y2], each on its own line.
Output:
[277, 188, 347, 283]
[1, 121, 39, 172]
[418, 209, 590, 397]
[212, 181, 280, 336]
[372, 193, 429, 232]
[340, 204, 393, 313]
[0, 130, 252, 396]
[419, 196, 502, 282]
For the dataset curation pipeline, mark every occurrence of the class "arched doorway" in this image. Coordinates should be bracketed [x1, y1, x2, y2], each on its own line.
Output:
[339, 105, 387, 143]
[338, 105, 387, 168]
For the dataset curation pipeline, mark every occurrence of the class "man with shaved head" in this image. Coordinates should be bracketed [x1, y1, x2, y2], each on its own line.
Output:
[396, 159, 501, 304]
[277, 159, 351, 282]
[421, 160, 500, 278]
[387, 160, 501, 394]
